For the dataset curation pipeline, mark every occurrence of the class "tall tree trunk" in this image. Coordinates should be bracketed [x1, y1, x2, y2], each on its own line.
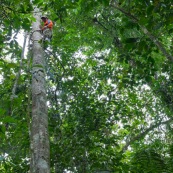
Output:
[30, 8, 50, 173]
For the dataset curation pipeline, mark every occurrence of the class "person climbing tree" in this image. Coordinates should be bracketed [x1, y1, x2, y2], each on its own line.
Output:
[40, 16, 53, 41]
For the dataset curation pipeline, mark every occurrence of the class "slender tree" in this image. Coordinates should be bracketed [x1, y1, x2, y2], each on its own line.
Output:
[30, 8, 50, 173]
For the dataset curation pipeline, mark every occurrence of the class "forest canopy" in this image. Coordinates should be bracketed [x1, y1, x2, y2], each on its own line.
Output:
[0, 0, 173, 172]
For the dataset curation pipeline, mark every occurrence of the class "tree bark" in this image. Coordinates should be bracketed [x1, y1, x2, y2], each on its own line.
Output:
[30, 8, 50, 173]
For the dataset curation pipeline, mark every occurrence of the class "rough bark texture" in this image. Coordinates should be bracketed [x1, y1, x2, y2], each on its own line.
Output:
[30, 9, 50, 173]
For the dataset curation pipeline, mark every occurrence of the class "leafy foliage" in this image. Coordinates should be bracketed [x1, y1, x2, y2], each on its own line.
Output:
[0, 0, 173, 172]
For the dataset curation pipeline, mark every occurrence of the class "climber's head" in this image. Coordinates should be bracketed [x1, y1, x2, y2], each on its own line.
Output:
[41, 16, 48, 22]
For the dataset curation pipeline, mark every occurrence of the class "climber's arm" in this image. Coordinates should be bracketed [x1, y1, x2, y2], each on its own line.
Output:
[47, 21, 53, 29]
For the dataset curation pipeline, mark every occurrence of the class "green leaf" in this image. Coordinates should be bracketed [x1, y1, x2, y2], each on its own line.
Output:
[3, 116, 17, 123]
[7, 63, 17, 68]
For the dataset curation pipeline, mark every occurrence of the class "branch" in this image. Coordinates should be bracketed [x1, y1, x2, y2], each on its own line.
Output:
[110, 2, 173, 62]
[93, 17, 122, 48]
[122, 118, 173, 152]
[11, 32, 27, 99]
[45, 49, 65, 76]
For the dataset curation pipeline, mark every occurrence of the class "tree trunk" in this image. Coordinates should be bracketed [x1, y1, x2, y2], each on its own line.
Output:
[30, 9, 50, 173]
